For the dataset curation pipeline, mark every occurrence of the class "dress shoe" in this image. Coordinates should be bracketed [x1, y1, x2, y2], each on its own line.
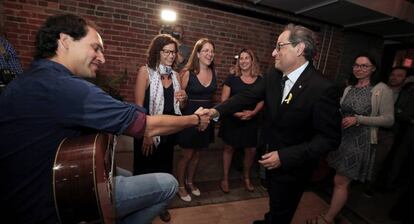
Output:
[191, 188, 200, 196]
[179, 194, 191, 202]
[178, 186, 192, 202]
[159, 210, 171, 222]
[187, 183, 201, 196]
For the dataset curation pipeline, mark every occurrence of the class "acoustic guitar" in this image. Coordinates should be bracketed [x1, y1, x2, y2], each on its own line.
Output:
[53, 133, 116, 224]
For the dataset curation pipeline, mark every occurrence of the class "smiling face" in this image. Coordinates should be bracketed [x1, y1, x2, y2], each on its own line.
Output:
[271, 31, 299, 74]
[67, 26, 105, 78]
[352, 56, 376, 82]
[238, 52, 252, 72]
[159, 43, 176, 67]
[197, 42, 214, 66]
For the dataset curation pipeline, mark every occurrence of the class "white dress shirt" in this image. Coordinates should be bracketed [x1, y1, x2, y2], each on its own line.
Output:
[281, 61, 309, 103]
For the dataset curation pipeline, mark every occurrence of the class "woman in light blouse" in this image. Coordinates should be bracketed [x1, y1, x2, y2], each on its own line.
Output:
[307, 52, 394, 224]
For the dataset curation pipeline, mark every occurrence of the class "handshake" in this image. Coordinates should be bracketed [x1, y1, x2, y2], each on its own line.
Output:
[193, 107, 219, 131]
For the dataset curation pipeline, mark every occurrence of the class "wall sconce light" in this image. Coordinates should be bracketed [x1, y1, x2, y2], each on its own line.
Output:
[159, 9, 177, 36]
[161, 9, 177, 23]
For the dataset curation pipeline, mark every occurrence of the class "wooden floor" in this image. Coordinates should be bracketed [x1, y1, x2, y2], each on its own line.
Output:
[153, 192, 351, 224]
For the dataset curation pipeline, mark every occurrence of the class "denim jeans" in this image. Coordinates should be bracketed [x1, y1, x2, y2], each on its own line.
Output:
[115, 173, 178, 224]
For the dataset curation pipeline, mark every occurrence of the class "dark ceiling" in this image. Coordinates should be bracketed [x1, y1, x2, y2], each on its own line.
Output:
[248, 0, 414, 45]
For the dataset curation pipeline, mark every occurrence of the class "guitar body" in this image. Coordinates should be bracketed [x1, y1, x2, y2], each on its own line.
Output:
[53, 133, 116, 224]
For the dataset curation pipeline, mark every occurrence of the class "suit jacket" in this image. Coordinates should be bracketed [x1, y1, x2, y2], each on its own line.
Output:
[216, 63, 342, 182]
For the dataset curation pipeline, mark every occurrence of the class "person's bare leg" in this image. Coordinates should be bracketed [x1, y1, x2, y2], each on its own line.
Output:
[176, 148, 194, 197]
[324, 174, 351, 222]
[243, 147, 256, 191]
[187, 150, 201, 194]
[221, 144, 234, 192]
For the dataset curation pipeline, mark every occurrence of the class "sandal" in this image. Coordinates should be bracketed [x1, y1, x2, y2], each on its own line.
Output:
[306, 214, 334, 224]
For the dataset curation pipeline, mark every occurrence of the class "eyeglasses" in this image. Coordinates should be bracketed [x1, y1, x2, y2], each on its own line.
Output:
[275, 42, 295, 52]
[161, 49, 177, 56]
[352, 64, 373, 70]
[200, 49, 214, 54]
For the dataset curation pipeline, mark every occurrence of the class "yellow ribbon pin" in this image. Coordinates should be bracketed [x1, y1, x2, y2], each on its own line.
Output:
[284, 93, 293, 104]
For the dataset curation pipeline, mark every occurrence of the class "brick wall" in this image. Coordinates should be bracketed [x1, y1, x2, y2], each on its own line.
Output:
[2, 0, 345, 102]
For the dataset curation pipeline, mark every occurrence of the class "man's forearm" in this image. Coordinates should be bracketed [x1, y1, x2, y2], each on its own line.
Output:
[145, 114, 199, 137]
[124, 107, 209, 138]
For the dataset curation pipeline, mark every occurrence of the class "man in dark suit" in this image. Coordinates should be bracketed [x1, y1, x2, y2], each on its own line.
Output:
[209, 24, 342, 224]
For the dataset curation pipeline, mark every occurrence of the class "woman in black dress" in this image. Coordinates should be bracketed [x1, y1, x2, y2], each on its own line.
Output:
[176, 38, 217, 202]
[134, 34, 187, 221]
[218, 49, 263, 193]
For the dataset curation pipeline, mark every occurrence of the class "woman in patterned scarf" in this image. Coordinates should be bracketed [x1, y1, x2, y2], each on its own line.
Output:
[133, 34, 187, 222]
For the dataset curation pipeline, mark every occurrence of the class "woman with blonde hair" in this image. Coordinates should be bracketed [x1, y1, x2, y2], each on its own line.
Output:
[218, 48, 264, 193]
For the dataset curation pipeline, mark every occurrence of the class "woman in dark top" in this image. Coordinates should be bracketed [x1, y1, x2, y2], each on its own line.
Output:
[134, 34, 187, 222]
[176, 38, 217, 202]
[218, 49, 264, 193]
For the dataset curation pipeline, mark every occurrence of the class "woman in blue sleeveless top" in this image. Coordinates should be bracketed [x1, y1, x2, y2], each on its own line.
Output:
[176, 38, 217, 202]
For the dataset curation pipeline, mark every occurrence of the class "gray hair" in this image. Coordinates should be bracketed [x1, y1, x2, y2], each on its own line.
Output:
[284, 23, 316, 61]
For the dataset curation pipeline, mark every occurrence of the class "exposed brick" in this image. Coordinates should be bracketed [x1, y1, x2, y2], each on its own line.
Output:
[47, 1, 59, 9]
[97, 6, 114, 13]
[78, 2, 95, 10]
[6, 15, 27, 23]
[4, 2, 23, 10]
[2, 0, 348, 102]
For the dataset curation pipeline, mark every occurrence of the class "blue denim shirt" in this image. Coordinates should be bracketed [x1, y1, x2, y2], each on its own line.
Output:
[0, 59, 144, 223]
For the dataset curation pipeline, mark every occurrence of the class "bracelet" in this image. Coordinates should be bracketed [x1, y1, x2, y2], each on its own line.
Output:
[194, 114, 201, 126]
